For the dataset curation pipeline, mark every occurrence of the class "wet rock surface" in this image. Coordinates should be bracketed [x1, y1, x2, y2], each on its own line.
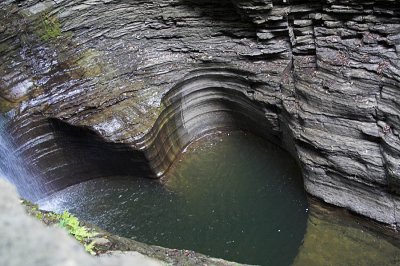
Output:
[0, 0, 399, 226]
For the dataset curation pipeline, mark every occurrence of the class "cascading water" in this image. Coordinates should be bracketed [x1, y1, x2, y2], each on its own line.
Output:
[0, 115, 44, 202]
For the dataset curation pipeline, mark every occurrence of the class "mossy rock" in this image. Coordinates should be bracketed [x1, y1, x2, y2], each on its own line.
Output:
[37, 13, 61, 41]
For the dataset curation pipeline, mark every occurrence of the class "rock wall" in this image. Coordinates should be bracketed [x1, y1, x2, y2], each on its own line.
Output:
[0, 0, 399, 225]
[231, 0, 400, 225]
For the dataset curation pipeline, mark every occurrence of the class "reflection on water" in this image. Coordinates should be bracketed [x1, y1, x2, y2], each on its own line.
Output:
[162, 131, 309, 265]
[293, 198, 400, 266]
[38, 130, 400, 265]
[39, 131, 308, 265]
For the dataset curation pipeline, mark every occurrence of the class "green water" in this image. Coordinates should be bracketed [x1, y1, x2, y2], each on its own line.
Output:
[38, 131, 400, 265]
[39, 131, 309, 265]
[293, 198, 400, 266]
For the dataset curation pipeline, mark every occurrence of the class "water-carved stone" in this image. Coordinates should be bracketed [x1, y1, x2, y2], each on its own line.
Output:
[0, 0, 399, 226]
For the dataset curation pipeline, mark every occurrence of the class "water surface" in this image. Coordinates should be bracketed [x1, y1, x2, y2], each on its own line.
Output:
[40, 131, 309, 265]
[293, 198, 400, 266]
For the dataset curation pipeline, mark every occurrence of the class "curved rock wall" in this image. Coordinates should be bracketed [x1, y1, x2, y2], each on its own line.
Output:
[5, 68, 281, 198]
[230, 0, 400, 224]
[6, 114, 155, 200]
[138, 68, 282, 176]
[0, 0, 399, 225]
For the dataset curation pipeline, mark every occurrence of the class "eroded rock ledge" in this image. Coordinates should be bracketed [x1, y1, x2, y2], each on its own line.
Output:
[0, 0, 399, 226]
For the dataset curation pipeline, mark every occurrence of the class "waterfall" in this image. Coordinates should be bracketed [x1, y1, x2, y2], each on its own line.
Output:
[0, 115, 43, 202]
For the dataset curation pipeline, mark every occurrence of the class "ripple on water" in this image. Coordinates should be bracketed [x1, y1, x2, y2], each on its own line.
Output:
[35, 131, 400, 265]
[39, 131, 310, 265]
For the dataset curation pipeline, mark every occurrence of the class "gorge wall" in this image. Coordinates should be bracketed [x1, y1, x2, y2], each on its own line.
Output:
[0, 0, 399, 226]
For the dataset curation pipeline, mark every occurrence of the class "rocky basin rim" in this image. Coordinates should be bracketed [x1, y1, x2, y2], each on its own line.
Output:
[1, 0, 400, 243]
[20, 197, 246, 266]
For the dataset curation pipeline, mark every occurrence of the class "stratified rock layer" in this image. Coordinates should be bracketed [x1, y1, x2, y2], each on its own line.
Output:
[0, 0, 399, 225]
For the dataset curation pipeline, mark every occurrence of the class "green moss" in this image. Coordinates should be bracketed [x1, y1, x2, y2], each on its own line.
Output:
[39, 14, 61, 41]
[58, 211, 97, 254]
[21, 200, 98, 255]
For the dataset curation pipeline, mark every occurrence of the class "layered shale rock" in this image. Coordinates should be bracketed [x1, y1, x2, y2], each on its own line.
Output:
[0, 0, 399, 226]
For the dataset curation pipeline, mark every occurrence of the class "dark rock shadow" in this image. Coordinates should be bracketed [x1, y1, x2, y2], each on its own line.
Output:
[178, 0, 257, 38]
[46, 118, 157, 187]
[8, 116, 156, 200]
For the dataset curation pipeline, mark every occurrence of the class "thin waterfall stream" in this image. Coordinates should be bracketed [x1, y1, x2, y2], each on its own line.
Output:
[0, 116, 44, 201]
[1, 117, 400, 265]
[1, 0, 400, 265]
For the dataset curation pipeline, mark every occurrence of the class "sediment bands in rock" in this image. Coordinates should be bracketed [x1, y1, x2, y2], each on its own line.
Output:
[137, 68, 281, 177]
[6, 68, 280, 199]
[6, 114, 155, 200]
[0, 0, 400, 226]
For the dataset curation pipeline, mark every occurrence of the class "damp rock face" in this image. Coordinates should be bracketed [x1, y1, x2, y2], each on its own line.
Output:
[0, 0, 399, 226]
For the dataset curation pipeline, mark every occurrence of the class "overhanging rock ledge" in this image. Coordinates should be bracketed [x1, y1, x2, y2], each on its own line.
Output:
[0, 0, 399, 226]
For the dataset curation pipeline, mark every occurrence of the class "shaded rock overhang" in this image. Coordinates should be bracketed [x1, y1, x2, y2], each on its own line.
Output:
[0, 0, 399, 226]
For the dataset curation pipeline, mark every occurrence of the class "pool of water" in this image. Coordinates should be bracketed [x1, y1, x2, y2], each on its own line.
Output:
[293, 198, 400, 266]
[39, 131, 309, 265]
